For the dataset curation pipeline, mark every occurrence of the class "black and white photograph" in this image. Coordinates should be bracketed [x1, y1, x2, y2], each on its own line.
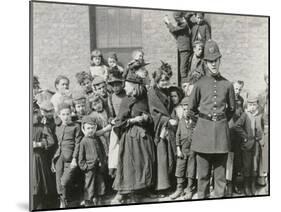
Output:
[30, 0, 269, 211]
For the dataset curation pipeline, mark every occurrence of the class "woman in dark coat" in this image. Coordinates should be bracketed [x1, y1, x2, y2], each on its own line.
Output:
[32, 104, 57, 210]
[111, 71, 155, 204]
[148, 61, 178, 196]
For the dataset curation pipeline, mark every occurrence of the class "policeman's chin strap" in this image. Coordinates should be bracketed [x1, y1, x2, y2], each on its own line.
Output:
[207, 69, 220, 77]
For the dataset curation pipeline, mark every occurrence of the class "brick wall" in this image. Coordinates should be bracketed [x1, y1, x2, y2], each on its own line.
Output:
[141, 9, 178, 85]
[32, 3, 268, 95]
[209, 14, 268, 95]
[32, 2, 91, 93]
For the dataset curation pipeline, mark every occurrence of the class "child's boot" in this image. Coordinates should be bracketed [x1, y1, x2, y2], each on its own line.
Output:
[169, 178, 184, 199]
[226, 180, 233, 197]
[251, 177, 256, 195]
[183, 178, 195, 200]
[244, 177, 252, 196]
[111, 193, 124, 204]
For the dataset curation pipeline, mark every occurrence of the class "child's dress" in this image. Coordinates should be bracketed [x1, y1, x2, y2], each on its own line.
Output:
[50, 91, 73, 113]
[89, 65, 108, 80]
[32, 122, 56, 209]
[89, 110, 111, 155]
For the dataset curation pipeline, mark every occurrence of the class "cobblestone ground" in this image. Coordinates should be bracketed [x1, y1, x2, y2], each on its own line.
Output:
[71, 182, 268, 208]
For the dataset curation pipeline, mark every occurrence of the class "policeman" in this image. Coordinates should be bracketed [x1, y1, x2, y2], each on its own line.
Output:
[188, 40, 235, 198]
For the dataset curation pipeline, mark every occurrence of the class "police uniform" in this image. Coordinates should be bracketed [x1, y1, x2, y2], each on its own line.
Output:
[188, 40, 235, 198]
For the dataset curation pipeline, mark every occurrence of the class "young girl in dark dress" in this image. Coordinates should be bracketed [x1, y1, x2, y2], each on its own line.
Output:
[32, 103, 56, 210]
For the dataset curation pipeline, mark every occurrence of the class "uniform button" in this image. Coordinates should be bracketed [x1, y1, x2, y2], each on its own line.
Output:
[214, 102, 217, 104]
[214, 80, 217, 83]
[214, 90, 217, 93]
[214, 95, 217, 98]
[213, 107, 217, 110]
[214, 85, 217, 88]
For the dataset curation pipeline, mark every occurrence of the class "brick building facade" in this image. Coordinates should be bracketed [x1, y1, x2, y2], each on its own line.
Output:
[32, 2, 268, 96]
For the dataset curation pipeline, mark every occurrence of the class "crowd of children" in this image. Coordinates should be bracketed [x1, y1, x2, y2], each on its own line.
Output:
[31, 11, 269, 210]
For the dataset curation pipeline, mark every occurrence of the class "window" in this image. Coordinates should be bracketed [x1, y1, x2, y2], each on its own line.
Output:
[89, 6, 143, 66]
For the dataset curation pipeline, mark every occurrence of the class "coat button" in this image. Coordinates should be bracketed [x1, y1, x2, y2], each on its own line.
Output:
[214, 90, 217, 93]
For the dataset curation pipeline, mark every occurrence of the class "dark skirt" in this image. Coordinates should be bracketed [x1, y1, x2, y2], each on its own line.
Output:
[32, 150, 56, 196]
[155, 130, 176, 190]
[113, 125, 156, 193]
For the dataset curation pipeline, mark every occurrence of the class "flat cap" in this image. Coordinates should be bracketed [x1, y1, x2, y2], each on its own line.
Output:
[82, 115, 98, 126]
[39, 100, 54, 111]
[92, 76, 105, 86]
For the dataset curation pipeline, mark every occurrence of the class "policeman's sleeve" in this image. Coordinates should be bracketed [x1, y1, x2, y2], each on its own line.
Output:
[226, 84, 236, 121]
[73, 124, 83, 160]
[188, 83, 200, 115]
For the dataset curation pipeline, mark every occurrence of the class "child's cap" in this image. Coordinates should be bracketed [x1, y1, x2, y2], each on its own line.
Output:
[72, 92, 86, 105]
[107, 69, 124, 85]
[33, 76, 40, 88]
[33, 99, 40, 112]
[39, 100, 54, 112]
[125, 71, 144, 84]
[181, 96, 190, 105]
[108, 52, 118, 61]
[192, 40, 204, 48]
[88, 93, 102, 103]
[204, 40, 222, 61]
[92, 76, 105, 86]
[128, 60, 150, 71]
[159, 60, 172, 73]
[82, 115, 98, 126]
[91, 49, 102, 58]
[247, 93, 259, 103]
[195, 12, 204, 17]
[57, 102, 71, 113]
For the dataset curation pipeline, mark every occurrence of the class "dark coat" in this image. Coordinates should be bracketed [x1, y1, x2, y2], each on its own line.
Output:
[186, 53, 206, 83]
[189, 73, 235, 153]
[186, 16, 211, 44]
[53, 122, 83, 163]
[166, 22, 191, 51]
[231, 111, 264, 151]
[78, 136, 106, 172]
[176, 118, 196, 158]
[113, 94, 156, 192]
[148, 86, 176, 190]
[32, 123, 56, 195]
